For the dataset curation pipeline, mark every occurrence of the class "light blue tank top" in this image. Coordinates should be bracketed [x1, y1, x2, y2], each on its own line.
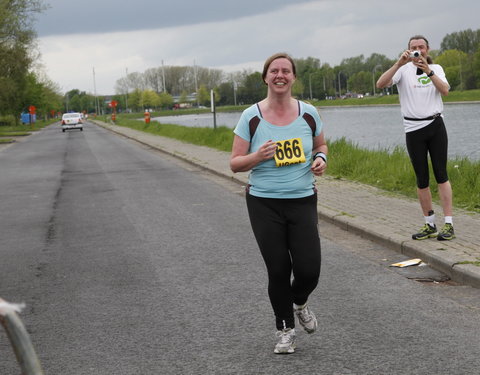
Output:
[233, 101, 323, 198]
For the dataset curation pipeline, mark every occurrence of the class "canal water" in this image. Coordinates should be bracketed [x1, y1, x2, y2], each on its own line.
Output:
[152, 102, 480, 160]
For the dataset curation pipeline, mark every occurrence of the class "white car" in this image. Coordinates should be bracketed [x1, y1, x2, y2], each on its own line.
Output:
[61, 113, 83, 132]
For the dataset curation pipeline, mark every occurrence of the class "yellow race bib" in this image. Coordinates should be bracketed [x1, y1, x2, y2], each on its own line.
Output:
[274, 138, 306, 167]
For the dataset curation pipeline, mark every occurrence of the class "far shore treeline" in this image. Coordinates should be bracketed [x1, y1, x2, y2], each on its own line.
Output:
[59, 28, 480, 115]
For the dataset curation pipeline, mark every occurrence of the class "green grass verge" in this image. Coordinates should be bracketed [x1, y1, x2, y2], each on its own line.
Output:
[0, 131, 30, 136]
[327, 137, 480, 213]
[111, 114, 479, 213]
[0, 119, 57, 132]
[112, 116, 234, 150]
[457, 259, 480, 267]
[104, 105, 250, 122]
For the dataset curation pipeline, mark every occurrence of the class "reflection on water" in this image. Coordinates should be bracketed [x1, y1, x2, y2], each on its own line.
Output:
[153, 103, 480, 160]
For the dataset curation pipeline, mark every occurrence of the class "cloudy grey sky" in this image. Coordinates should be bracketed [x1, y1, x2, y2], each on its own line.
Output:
[34, 0, 480, 95]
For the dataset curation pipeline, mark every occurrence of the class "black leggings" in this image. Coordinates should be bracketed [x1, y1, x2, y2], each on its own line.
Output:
[246, 193, 321, 330]
[405, 117, 449, 189]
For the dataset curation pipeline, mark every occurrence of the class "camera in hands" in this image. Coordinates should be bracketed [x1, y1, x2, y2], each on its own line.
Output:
[409, 51, 420, 58]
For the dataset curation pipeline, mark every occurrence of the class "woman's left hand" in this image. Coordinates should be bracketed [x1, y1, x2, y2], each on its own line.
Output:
[311, 158, 327, 176]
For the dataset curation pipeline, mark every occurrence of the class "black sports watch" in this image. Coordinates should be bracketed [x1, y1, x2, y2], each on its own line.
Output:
[313, 152, 327, 163]
[427, 70, 435, 77]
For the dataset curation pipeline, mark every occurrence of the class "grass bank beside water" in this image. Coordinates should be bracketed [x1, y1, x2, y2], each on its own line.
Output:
[313, 89, 480, 107]
[111, 115, 480, 213]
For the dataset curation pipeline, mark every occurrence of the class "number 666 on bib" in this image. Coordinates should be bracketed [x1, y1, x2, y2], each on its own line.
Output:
[274, 138, 306, 167]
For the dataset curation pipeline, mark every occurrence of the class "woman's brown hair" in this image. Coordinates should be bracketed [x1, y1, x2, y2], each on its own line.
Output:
[261, 53, 297, 83]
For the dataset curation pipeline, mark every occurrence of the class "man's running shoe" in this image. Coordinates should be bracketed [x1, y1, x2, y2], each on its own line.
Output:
[437, 223, 455, 241]
[274, 328, 296, 354]
[295, 304, 318, 334]
[412, 224, 437, 240]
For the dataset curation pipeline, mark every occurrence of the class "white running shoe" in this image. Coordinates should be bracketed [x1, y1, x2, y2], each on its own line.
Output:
[274, 328, 296, 354]
[295, 304, 318, 334]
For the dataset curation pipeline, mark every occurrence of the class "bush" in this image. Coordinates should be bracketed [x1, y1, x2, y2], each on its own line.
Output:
[0, 115, 16, 127]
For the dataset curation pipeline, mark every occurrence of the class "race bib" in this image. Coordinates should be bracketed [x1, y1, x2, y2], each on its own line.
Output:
[274, 138, 306, 167]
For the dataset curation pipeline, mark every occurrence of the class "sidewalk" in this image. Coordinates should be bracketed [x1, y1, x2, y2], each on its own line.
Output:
[94, 120, 480, 289]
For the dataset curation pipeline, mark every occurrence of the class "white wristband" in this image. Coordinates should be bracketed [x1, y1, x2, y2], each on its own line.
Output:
[313, 152, 327, 163]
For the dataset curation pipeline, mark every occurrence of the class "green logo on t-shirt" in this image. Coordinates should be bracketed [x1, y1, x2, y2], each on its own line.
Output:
[418, 76, 432, 85]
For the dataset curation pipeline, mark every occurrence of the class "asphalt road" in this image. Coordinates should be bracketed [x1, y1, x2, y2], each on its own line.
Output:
[1, 122, 479, 375]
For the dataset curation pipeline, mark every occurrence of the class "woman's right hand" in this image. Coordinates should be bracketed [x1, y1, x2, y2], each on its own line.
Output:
[256, 140, 277, 161]
[231, 136, 277, 173]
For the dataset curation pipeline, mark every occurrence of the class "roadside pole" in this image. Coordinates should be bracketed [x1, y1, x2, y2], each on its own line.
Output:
[28, 106, 36, 130]
[210, 89, 217, 130]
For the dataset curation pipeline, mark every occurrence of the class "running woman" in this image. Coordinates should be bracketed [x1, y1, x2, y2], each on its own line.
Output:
[230, 52, 328, 354]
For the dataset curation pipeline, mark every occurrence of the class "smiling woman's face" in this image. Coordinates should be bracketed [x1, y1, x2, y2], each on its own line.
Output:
[264, 58, 296, 93]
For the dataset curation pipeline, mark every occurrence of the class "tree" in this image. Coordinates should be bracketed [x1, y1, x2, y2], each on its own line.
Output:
[441, 29, 480, 54]
[365, 53, 395, 72]
[196, 85, 210, 106]
[0, 0, 47, 117]
[144, 67, 164, 93]
[212, 87, 221, 106]
[179, 91, 188, 104]
[68, 94, 82, 112]
[128, 89, 142, 111]
[293, 57, 321, 99]
[23, 72, 62, 118]
[110, 29, 480, 108]
[62, 89, 97, 113]
[339, 55, 366, 76]
[126, 72, 146, 91]
[294, 57, 321, 77]
[217, 82, 235, 106]
[237, 72, 266, 104]
[114, 76, 129, 96]
[436, 49, 469, 67]
[348, 71, 371, 95]
[141, 90, 160, 109]
[158, 92, 173, 109]
[435, 50, 469, 90]
[292, 79, 304, 99]
[473, 49, 480, 88]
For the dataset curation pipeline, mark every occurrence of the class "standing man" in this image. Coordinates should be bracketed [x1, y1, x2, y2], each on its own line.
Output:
[376, 35, 455, 241]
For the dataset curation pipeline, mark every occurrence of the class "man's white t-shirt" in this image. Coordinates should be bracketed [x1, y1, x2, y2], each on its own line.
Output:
[392, 62, 450, 133]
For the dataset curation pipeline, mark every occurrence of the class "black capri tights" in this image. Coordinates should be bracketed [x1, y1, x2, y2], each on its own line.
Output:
[246, 193, 321, 330]
[406, 117, 449, 189]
